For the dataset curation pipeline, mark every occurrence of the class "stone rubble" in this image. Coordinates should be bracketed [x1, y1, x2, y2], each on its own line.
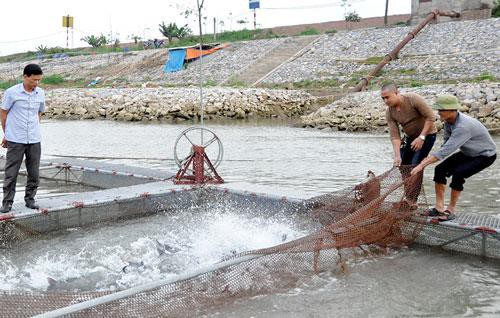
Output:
[300, 82, 500, 133]
[0, 87, 316, 121]
[263, 18, 500, 84]
[0, 38, 289, 86]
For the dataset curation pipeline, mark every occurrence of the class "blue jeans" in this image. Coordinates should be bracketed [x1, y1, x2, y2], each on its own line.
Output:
[400, 133, 436, 165]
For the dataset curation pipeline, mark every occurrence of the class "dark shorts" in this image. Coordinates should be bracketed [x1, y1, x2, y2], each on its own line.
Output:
[433, 152, 497, 191]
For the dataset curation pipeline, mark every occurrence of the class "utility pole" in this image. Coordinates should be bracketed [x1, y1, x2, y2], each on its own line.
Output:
[213, 17, 216, 41]
[197, 0, 205, 143]
[253, 9, 256, 30]
[384, 0, 389, 26]
[62, 15, 74, 49]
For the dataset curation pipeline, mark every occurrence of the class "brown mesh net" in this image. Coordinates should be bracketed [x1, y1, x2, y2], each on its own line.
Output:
[0, 166, 428, 317]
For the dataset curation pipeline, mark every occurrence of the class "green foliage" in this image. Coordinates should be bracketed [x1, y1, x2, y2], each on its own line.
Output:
[203, 80, 217, 86]
[325, 29, 338, 34]
[345, 11, 361, 23]
[0, 80, 18, 90]
[299, 28, 320, 36]
[128, 34, 142, 44]
[159, 22, 192, 43]
[399, 68, 417, 75]
[36, 45, 48, 53]
[36, 45, 67, 55]
[362, 56, 384, 65]
[217, 29, 254, 41]
[42, 74, 65, 85]
[474, 72, 497, 82]
[293, 78, 339, 88]
[226, 76, 245, 87]
[493, 0, 500, 17]
[410, 80, 423, 87]
[263, 30, 279, 38]
[81, 34, 109, 47]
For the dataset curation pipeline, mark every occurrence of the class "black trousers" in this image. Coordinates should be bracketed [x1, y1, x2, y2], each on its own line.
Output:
[399, 134, 436, 202]
[2, 141, 41, 206]
[433, 152, 497, 191]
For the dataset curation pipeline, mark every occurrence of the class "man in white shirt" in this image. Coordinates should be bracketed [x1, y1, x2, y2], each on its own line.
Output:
[1, 64, 45, 213]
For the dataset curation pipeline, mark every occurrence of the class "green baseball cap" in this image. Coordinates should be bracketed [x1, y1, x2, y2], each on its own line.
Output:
[432, 94, 460, 110]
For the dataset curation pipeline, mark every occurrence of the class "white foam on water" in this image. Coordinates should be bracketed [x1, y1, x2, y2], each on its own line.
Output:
[0, 204, 311, 292]
[186, 208, 307, 266]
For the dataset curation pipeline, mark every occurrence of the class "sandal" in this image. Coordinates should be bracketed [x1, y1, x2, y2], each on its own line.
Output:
[437, 210, 456, 222]
[421, 207, 442, 217]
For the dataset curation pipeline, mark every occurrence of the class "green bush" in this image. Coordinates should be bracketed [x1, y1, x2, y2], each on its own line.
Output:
[493, 0, 500, 17]
[0, 81, 18, 90]
[325, 29, 338, 34]
[299, 28, 320, 36]
[410, 80, 423, 87]
[42, 74, 65, 85]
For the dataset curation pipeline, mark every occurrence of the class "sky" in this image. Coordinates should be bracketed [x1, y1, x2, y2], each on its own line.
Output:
[0, 0, 411, 56]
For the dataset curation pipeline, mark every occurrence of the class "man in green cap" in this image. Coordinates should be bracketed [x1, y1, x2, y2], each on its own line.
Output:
[411, 95, 497, 220]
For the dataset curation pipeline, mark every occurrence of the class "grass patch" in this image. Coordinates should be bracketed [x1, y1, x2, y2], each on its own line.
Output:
[0, 80, 19, 90]
[410, 80, 423, 87]
[203, 80, 218, 86]
[225, 76, 246, 87]
[299, 28, 320, 36]
[42, 74, 65, 85]
[399, 68, 417, 75]
[473, 72, 497, 82]
[293, 78, 339, 88]
[362, 56, 384, 65]
[1, 28, 278, 64]
[325, 29, 338, 34]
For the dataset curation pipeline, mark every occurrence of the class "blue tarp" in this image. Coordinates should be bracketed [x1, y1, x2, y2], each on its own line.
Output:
[164, 49, 186, 73]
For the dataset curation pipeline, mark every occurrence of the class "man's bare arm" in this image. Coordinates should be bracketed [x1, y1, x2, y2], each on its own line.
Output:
[1, 109, 8, 133]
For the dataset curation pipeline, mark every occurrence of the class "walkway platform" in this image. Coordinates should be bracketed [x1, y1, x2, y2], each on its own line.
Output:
[0, 158, 498, 259]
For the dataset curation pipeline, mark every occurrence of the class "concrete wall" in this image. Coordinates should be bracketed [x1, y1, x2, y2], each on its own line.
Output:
[410, 0, 493, 24]
[267, 14, 411, 37]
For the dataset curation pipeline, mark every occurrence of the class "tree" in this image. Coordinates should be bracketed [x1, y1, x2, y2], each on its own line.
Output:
[493, 0, 500, 17]
[81, 34, 108, 47]
[345, 11, 361, 23]
[177, 24, 192, 39]
[128, 34, 142, 44]
[196, 0, 205, 40]
[384, 0, 389, 26]
[345, 11, 361, 30]
[236, 19, 248, 29]
[158, 22, 192, 44]
[340, 0, 351, 29]
[159, 22, 180, 44]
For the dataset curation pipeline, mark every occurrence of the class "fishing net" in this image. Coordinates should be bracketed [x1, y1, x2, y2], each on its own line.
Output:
[0, 166, 431, 317]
